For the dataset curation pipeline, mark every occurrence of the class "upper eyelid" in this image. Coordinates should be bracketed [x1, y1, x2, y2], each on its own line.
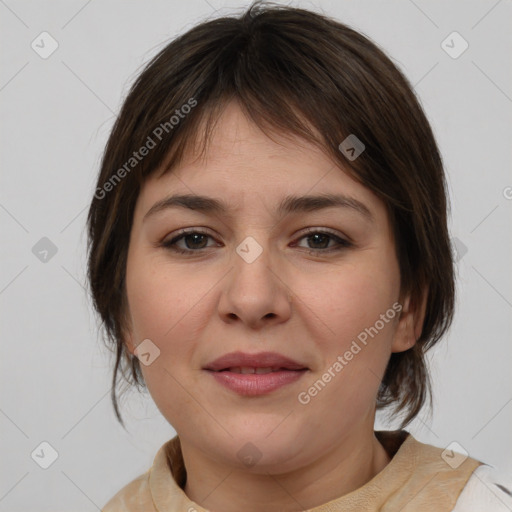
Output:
[166, 226, 347, 239]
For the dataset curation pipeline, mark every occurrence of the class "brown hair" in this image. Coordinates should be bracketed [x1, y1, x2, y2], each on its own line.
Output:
[87, 1, 454, 428]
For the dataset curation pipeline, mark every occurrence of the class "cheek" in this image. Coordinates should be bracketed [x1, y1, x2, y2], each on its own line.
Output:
[125, 252, 213, 415]
[124, 256, 205, 401]
[293, 254, 400, 409]
[299, 257, 400, 346]
[126, 249, 210, 343]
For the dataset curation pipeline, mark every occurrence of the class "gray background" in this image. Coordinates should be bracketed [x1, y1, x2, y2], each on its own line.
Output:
[1, 0, 511, 510]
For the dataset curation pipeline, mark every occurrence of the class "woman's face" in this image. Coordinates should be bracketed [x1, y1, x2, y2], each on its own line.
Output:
[124, 101, 414, 472]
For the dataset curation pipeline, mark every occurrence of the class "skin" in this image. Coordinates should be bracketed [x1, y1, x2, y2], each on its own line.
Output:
[123, 100, 426, 512]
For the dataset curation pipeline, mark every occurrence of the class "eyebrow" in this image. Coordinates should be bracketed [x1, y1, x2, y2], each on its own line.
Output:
[143, 193, 373, 222]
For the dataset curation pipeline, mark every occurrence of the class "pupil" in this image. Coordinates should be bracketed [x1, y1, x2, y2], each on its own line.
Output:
[309, 234, 328, 248]
[186, 234, 207, 249]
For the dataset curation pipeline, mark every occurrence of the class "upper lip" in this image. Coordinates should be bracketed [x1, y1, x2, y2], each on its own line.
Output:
[203, 351, 308, 371]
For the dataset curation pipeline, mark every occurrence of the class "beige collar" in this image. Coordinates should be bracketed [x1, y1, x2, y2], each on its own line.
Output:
[147, 431, 480, 511]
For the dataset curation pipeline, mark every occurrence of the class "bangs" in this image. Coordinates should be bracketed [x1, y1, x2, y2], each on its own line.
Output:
[152, 94, 332, 182]
[132, 16, 367, 185]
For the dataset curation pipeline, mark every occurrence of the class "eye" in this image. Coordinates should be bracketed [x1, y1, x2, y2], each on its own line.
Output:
[293, 229, 352, 253]
[161, 228, 352, 255]
[161, 229, 219, 254]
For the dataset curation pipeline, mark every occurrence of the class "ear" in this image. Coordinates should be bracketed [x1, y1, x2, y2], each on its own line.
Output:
[120, 316, 136, 357]
[124, 332, 136, 356]
[391, 287, 429, 353]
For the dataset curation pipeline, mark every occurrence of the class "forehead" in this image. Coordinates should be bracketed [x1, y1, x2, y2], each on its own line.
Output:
[135, 101, 386, 222]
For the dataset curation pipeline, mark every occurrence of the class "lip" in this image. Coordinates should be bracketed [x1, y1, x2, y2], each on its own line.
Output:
[204, 351, 307, 371]
[203, 351, 308, 396]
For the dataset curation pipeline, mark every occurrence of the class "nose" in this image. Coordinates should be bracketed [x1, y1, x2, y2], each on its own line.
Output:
[217, 240, 292, 329]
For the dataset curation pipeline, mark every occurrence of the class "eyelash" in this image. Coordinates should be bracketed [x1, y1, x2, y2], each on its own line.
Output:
[160, 228, 352, 256]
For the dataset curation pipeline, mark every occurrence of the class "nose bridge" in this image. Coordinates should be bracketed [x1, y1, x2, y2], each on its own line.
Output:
[219, 234, 292, 326]
[232, 234, 278, 296]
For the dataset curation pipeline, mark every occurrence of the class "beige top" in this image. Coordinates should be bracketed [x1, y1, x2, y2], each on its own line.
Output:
[102, 430, 481, 511]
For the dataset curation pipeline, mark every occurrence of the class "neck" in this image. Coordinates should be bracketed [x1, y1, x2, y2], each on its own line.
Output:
[181, 428, 391, 512]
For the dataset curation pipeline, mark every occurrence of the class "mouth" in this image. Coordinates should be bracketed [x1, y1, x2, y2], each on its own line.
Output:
[203, 352, 309, 396]
[203, 351, 308, 372]
[213, 366, 304, 374]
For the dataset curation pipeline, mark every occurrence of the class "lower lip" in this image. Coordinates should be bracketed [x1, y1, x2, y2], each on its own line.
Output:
[205, 369, 307, 396]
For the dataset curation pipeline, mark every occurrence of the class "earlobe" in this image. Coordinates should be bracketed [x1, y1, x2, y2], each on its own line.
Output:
[121, 326, 136, 356]
[126, 340, 135, 356]
[120, 309, 136, 356]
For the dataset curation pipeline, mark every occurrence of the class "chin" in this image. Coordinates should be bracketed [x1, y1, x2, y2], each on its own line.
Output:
[209, 423, 311, 473]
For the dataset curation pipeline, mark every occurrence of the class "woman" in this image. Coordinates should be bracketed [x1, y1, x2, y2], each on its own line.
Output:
[87, 2, 511, 510]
